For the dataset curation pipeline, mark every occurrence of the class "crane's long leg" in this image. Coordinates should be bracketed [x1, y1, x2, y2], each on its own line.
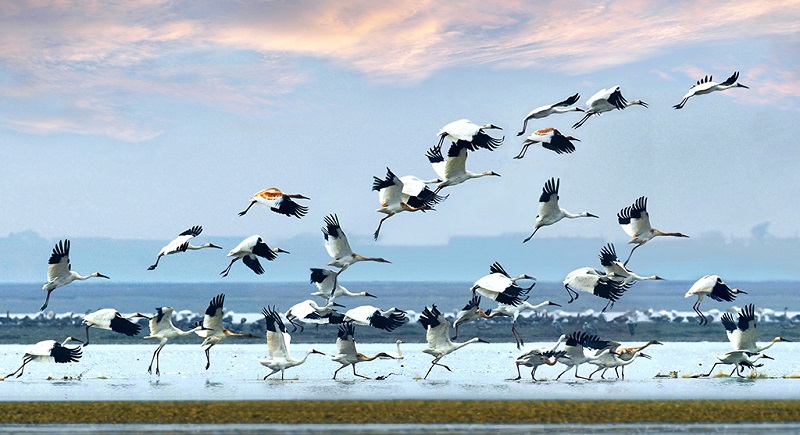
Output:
[7, 357, 31, 378]
[333, 365, 347, 380]
[148, 342, 166, 375]
[238, 201, 257, 217]
[572, 112, 593, 129]
[204, 344, 215, 370]
[40, 290, 54, 312]
[589, 367, 603, 380]
[263, 369, 279, 380]
[516, 117, 531, 137]
[84, 325, 91, 347]
[555, 365, 571, 380]
[574, 365, 591, 380]
[147, 256, 161, 271]
[373, 214, 394, 241]
[511, 324, 524, 349]
[424, 362, 436, 380]
[564, 285, 579, 304]
[352, 364, 370, 380]
[513, 144, 531, 160]
[522, 227, 539, 243]
[531, 366, 540, 381]
[693, 300, 706, 325]
[601, 299, 614, 313]
[623, 243, 643, 267]
[506, 362, 523, 381]
[331, 263, 350, 295]
[220, 258, 239, 277]
[696, 362, 723, 378]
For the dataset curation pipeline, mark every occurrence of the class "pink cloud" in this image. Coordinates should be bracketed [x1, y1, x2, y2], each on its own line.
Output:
[0, 0, 799, 140]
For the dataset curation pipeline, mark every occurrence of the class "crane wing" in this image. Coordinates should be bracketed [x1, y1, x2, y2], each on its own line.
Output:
[335, 322, 358, 356]
[443, 141, 469, 179]
[538, 178, 561, 217]
[263, 307, 289, 360]
[618, 196, 650, 239]
[426, 145, 447, 179]
[322, 214, 353, 260]
[203, 293, 225, 332]
[47, 239, 71, 282]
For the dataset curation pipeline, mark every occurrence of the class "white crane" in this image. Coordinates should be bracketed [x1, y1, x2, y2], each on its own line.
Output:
[331, 322, 396, 379]
[572, 86, 648, 128]
[685, 275, 747, 325]
[343, 305, 406, 332]
[617, 196, 689, 266]
[508, 347, 569, 381]
[437, 119, 503, 151]
[82, 309, 149, 346]
[673, 71, 748, 109]
[523, 178, 598, 242]
[516, 93, 583, 136]
[238, 187, 310, 218]
[693, 350, 773, 378]
[148, 226, 222, 270]
[322, 214, 391, 287]
[721, 304, 790, 352]
[41, 239, 109, 311]
[563, 267, 630, 312]
[552, 331, 615, 380]
[284, 299, 345, 332]
[372, 168, 447, 240]
[259, 306, 325, 380]
[426, 141, 500, 194]
[477, 300, 561, 349]
[588, 339, 662, 379]
[452, 294, 483, 340]
[6, 336, 83, 378]
[514, 128, 581, 159]
[143, 307, 207, 375]
[598, 243, 663, 284]
[220, 235, 288, 277]
[419, 305, 488, 379]
[195, 293, 255, 370]
[309, 268, 377, 303]
[471, 262, 536, 306]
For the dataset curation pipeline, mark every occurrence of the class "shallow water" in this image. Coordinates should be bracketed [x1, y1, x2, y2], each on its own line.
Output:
[1, 342, 798, 401]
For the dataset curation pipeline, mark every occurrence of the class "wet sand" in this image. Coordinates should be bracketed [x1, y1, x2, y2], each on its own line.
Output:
[1, 400, 799, 424]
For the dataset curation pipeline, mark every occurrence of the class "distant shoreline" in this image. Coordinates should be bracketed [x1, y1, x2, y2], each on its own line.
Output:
[1, 400, 799, 424]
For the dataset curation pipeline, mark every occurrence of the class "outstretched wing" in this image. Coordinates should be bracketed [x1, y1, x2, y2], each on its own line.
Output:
[203, 293, 225, 331]
[618, 196, 650, 239]
[538, 178, 561, 216]
[322, 214, 353, 260]
[47, 239, 71, 282]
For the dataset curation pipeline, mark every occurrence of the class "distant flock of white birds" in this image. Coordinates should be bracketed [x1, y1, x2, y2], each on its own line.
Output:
[7, 70, 790, 381]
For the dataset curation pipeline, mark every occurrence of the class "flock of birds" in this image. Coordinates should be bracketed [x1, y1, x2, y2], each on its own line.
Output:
[7, 70, 790, 382]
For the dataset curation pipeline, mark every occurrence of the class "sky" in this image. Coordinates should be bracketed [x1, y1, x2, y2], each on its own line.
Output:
[1, 0, 799, 249]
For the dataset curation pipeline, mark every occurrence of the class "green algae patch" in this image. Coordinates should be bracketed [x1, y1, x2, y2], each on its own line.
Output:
[1, 400, 799, 424]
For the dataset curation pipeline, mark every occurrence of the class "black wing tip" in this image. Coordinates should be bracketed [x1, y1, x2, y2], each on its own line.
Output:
[180, 225, 203, 237]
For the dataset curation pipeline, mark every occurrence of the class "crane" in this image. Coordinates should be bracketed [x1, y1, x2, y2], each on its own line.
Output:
[41, 239, 109, 311]
[148, 226, 222, 270]
[238, 187, 310, 218]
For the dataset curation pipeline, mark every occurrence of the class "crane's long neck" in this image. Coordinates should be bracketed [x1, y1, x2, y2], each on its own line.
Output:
[754, 339, 780, 353]
[358, 352, 392, 362]
[653, 229, 688, 238]
[454, 337, 483, 351]
[186, 244, 218, 251]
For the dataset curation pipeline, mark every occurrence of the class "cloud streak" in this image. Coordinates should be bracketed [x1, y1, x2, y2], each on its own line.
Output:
[0, 0, 798, 140]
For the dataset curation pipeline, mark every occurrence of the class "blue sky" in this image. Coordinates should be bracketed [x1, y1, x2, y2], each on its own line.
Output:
[1, 0, 798, 248]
